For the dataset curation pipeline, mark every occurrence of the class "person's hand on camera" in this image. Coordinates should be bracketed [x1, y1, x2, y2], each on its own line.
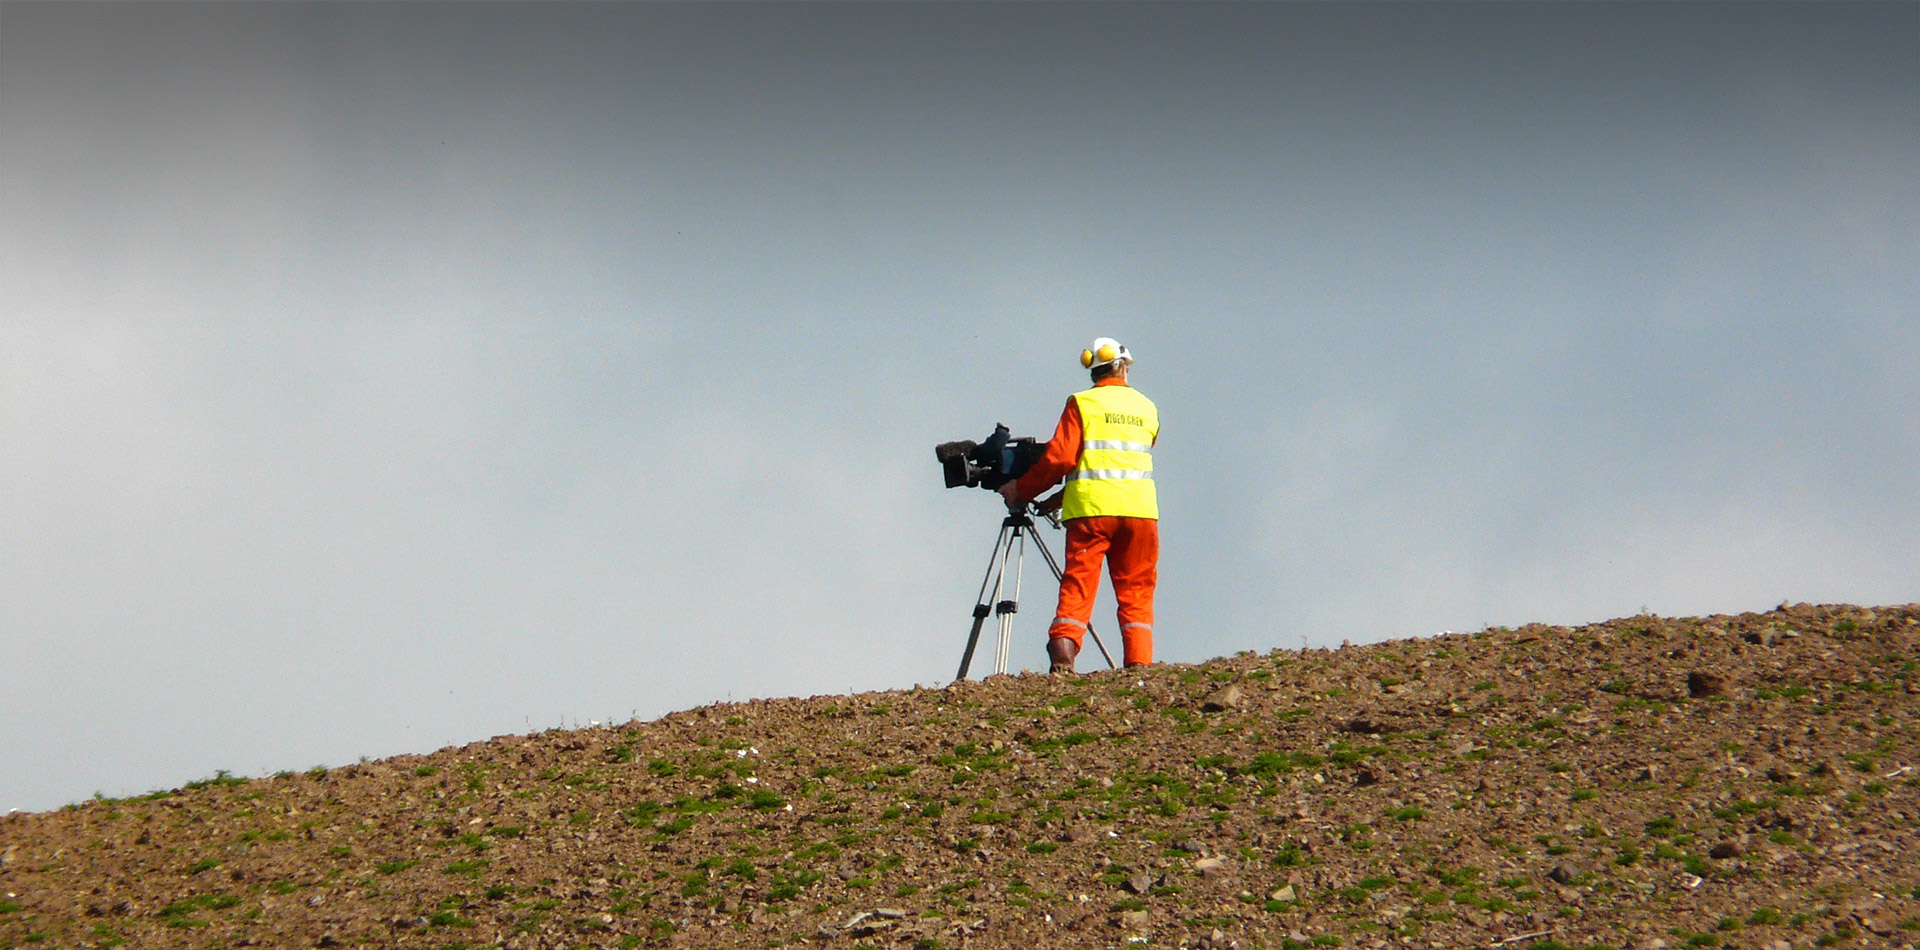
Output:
[997, 481, 1024, 513]
[1035, 492, 1063, 516]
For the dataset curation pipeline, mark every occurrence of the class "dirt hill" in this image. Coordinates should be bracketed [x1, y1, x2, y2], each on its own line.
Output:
[4, 603, 1918, 950]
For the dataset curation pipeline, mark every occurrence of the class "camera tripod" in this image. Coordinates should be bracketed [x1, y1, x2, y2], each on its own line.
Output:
[955, 504, 1116, 680]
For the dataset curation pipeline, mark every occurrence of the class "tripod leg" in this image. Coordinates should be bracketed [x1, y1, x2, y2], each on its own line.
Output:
[995, 527, 1029, 675]
[957, 523, 1016, 681]
[1026, 524, 1118, 671]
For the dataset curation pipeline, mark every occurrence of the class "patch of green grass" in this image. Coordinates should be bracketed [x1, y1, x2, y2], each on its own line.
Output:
[655, 815, 696, 836]
[1713, 798, 1776, 820]
[157, 894, 241, 927]
[443, 859, 489, 876]
[376, 859, 418, 875]
[1746, 908, 1783, 925]
[185, 770, 247, 791]
[1029, 731, 1101, 753]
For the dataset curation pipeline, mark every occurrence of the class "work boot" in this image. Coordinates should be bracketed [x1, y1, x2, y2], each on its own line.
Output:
[1047, 637, 1079, 675]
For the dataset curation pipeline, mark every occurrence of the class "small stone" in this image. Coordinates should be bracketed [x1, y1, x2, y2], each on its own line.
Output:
[1270, 885, 1297, 902]
[1194, 856, 1229, 877]
[1200, 684, 1244, 712]
[1118, 909, 1150, 929]
[1547, 865, 1576, 885]
[1687, 671, 1727, 698]
[1708, 842, 1742, 860]
[1127, 872, 1155, 895]
[1634, 764, 1659, 782]
[1352, 766, 1382, 787]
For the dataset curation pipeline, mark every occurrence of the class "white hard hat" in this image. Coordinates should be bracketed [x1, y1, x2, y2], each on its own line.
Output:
[1080, 337, 1133, 369]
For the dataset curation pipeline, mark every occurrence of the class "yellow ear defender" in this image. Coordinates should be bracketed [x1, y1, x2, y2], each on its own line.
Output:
[1080, 343, 1119, 368]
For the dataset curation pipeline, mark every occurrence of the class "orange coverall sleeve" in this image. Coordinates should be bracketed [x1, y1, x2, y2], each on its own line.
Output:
[1011, 397, 1082, 503]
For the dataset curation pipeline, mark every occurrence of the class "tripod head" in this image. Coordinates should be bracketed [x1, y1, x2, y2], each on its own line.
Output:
[1004, 495, 1063, 529]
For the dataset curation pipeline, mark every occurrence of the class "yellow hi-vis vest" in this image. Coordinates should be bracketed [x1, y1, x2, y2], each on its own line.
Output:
[1062, 384, 1159, 521]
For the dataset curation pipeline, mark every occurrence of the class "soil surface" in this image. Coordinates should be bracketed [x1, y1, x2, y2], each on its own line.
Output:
[4, 603, 1918, 950]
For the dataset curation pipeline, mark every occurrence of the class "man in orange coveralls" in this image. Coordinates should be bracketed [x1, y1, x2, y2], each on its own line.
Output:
[998, 337, 1159, 674]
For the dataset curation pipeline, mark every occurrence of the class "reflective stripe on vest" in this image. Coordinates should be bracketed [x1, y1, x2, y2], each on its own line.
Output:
[1062, 384, 1159, 521]
[1065, 469, 1154, 482]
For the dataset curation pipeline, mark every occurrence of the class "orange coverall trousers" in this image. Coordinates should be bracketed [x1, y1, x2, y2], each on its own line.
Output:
[1048, 515, 1158, 666]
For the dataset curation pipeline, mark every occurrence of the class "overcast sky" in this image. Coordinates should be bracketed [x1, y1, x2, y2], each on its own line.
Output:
[3, 2, 1916, 813]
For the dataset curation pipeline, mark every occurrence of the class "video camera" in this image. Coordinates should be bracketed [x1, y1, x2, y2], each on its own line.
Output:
[935, 424, 1044, 491]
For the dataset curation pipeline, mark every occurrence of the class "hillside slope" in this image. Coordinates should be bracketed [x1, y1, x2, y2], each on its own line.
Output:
[3, 603, 1918, 950]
